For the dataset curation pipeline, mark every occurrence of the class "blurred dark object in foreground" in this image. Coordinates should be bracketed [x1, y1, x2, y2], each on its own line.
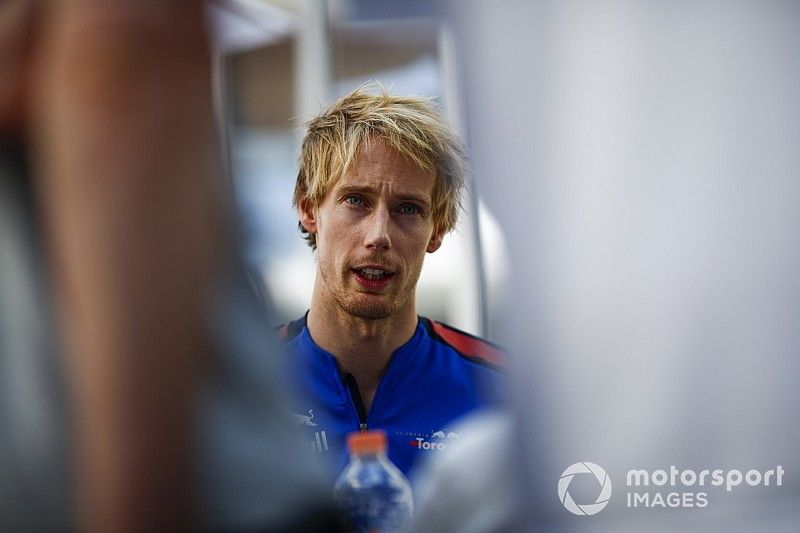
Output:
[0, 2, 336, 531]
[0, 139, 70, 530]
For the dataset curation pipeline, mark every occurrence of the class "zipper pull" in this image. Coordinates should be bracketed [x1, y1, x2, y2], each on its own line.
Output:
[359, 423, 368, 431]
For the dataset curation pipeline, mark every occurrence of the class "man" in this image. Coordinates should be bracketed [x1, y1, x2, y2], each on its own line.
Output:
[280, 87, 507, 477]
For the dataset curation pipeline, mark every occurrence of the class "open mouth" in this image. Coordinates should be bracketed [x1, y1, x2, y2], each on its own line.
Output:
[351, 266, 396, 288]
[356, 267, 392, 280]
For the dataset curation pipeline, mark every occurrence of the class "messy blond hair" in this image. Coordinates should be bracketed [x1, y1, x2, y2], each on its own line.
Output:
[293, 83, 467, 249]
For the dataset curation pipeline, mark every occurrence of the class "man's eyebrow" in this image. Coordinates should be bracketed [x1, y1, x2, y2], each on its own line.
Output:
[395, 193, 431, 207]
[337, 185, 379, 196]
[336, 185, 431, 207]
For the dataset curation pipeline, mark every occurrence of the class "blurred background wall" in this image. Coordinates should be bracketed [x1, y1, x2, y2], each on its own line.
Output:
[450, 0, 800, 530]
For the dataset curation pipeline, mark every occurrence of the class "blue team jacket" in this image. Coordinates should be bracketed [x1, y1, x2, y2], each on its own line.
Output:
[279, 314, 507, 479]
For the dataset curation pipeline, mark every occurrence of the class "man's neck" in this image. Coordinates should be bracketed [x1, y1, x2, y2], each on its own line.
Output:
[306, 287, 418, 414]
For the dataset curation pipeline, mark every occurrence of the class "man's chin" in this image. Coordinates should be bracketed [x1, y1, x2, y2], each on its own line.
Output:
[341, 297, 395, 320]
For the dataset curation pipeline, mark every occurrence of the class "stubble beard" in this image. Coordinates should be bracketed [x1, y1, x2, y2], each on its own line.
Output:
[332, 275, 402, 320]
[318, 260, 403, 320]
[337, 290, 396, 320]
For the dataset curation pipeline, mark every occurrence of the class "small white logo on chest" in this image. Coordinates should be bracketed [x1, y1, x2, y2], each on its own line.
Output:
[292, 409, 317, 427]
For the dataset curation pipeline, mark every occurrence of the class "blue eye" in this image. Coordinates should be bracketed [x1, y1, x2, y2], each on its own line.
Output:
[345, 195, 364, 206]
[399, 204, 420, 215]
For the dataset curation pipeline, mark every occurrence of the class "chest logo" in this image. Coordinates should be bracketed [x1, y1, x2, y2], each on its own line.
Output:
[310, 430, 329, 453]
[292, 409, 317, 427]
[408, 429, 460, 450]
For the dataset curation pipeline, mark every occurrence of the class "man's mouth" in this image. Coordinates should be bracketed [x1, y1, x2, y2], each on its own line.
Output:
[356, 267, 391, 280]
[351, 266, 396, 288]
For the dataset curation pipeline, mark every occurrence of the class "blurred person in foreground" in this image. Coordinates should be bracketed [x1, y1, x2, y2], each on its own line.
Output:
[0, 1, 334, 531]
[412, 1, 800, 532]
[277, 87, 508, 479]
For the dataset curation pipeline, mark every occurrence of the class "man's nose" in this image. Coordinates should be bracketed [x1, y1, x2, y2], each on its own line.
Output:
[364, 207, 391, 250]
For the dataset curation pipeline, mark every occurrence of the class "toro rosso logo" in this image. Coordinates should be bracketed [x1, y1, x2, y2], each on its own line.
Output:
[409, 430, 460, 450]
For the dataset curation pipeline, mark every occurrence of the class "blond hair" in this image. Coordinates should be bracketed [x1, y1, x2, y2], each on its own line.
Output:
[293, 83, 467, 249]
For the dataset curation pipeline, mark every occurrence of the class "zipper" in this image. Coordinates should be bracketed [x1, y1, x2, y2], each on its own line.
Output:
[339, 322, 420, 433]
[343, 373, 368, 431]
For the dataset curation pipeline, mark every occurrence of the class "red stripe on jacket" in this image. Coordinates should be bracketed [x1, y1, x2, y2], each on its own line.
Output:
[429, 320, 508, 369]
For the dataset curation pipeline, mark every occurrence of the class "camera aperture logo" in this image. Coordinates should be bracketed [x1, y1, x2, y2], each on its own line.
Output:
[558, 462, 612, 516]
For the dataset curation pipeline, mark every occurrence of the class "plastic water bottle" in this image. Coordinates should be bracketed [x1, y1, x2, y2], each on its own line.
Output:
[333, 430, 414, 532]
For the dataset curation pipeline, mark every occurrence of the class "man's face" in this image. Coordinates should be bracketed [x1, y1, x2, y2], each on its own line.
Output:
[300, 138, 443, 320]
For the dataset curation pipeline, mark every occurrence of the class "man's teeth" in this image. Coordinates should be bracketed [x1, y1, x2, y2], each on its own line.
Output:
[360, 268, 388, 280]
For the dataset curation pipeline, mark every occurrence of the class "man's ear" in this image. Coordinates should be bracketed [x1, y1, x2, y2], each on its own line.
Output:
[298, 197, 317, 234]
[427, 229, 444, 253]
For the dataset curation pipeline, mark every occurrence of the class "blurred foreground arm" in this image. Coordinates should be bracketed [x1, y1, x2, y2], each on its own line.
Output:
[33, 2, 224, 530]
